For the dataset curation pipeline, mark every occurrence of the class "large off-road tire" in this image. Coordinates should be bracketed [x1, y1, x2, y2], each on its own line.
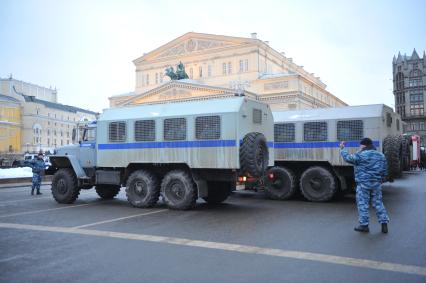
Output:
[202, 181, 233, 204]
[300, 166, 337, 202]
[264, 166, 297, 200]
[383, 135, 402, 178]
[240, 132, 269, 177]
[400, 135, 411, 171]
[126, 170, 159, 208]
[51, 168, 80, 204]
[95, 185, 120, 199]
[161, 170, 197, 210]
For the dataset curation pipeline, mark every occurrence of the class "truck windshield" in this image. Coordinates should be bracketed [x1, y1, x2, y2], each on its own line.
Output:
[83, 128, 96, 141]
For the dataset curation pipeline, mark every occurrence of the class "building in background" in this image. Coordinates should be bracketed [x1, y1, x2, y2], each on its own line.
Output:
[0, 76, 97, 153]
[110, 32, 346, 109]
[0, 94, 21, 152]
[393, 49, 426, 145]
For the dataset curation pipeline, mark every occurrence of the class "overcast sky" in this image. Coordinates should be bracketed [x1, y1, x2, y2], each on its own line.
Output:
[1, 0, 425, 112]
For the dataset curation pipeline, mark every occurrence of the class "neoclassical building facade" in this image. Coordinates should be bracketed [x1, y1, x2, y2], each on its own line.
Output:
[0, 77, 97, 153]
[110, 32, 346, 109]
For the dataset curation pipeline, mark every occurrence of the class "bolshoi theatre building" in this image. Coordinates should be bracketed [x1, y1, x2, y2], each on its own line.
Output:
[109, 32, 346, 109]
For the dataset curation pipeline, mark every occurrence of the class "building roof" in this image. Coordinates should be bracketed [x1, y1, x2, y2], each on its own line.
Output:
[0, 93, 21, 104]
[99, 96, 247, 121]
[111, 79, 258, 107]
[273, 104, 392, 122]
[22, 94, 97, 115]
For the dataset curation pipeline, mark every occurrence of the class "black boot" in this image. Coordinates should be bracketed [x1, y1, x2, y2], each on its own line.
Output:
[36, 190, 42, 195]
[31, 189, 34, 195]
[381, 223, 388, 234]
[354, 225, 369, 233]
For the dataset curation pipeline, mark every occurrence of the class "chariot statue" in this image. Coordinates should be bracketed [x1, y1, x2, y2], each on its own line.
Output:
[165, 61, 189, 80]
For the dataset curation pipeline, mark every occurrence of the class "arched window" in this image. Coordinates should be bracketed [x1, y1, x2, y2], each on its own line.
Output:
[408, 69, 423, 87]
[395, 72, 404, 91]
[410, 69, 422, 77]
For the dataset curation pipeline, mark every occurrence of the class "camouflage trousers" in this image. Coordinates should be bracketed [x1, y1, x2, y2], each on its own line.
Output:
[32, 173, 42, 191]
[356, 184, 389, 225]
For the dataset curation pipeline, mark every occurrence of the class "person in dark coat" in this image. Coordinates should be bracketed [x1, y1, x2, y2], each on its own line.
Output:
[26, 153, 46, 195]
[340, 138, 390, 233]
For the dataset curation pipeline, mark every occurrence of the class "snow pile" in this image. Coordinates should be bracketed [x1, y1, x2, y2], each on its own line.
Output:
[0, 167, 33, 179]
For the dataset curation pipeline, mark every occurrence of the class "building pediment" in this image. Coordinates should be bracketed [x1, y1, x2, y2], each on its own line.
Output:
[134, 32, 257, 64]
[116, 80, 258, 107]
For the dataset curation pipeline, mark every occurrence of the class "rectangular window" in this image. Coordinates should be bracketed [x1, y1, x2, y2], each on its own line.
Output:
[337, 120, 363, 141]
[396, 119, 400, 131]
[160, 73, 163, 83]
[239, 60, 244, 73]
[155, 73, 158, 84]
[108, 121, 127, 142]
[244, 59, 249, 72]
[228, 62, 232, 74]
[410, 103, 424, 116]
[195, 116, 221, 140]
[274, 123, 295, 142]
[208, 65, 212, 77]
[410, 93, 423, 102]
[222, 63, 227, 75]
[134, 120, 155, 141]
[304, 122, 327, 141]
[253, 109, 262, 124]
[164, 118, 186, 141]
[386, 113, 392, 127]
[146, 74, 149, 85]
[199, 66, 203, 78]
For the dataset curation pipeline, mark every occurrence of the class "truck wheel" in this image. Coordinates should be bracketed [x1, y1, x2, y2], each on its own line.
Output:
[383, 135, 402, 178]
[95, 185, 120, 199]
[51, 168, 80, 204]
[126, 170, 159, 208]
[300, 166, 337, 202]
[202, 181, 232, 204]
[161, 170, 197, 210]
[265, 166, 297, 200]
[240, 132, 269, 177]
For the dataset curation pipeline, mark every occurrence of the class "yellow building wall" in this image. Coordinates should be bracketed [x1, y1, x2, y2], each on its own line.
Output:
[0, 106, 21, 153]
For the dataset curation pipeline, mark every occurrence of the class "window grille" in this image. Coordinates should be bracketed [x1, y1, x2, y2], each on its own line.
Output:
[274, 123, 295, 142]
[253, 109, 262, 124]
[135, 120, 155, 141]
[195, 116, 221, 140]
[109, 121, 126, 142]
[337, 120, 363, 141]
[304, 122, 327, 141]
[164, 118, 186, 141]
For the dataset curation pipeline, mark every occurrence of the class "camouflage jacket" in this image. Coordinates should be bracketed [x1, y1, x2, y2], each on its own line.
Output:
[340, 148, 387, 187]
[25, 159, 45, 174]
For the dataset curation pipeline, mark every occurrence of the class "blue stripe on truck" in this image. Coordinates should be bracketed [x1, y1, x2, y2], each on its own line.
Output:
[274, 140, 380, 149]
[98, 140, 237, 150]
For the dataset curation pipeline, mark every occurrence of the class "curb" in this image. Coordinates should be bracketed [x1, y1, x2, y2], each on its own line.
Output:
[0, 176, 52, 189]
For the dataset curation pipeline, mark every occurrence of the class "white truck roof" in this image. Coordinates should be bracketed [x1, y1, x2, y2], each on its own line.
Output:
[273, 104, 390, 122]
[99, 97, 247, 121]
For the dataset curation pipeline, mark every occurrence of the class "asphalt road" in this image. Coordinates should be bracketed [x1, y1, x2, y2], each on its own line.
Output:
[0, 172, 425, 283]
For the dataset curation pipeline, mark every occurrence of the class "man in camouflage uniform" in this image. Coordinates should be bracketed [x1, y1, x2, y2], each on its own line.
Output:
[26, 152, 46, 195]
[340, 138, 390, 233]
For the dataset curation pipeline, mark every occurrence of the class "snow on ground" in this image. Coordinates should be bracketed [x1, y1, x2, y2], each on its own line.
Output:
[0, 167, 33, 179]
